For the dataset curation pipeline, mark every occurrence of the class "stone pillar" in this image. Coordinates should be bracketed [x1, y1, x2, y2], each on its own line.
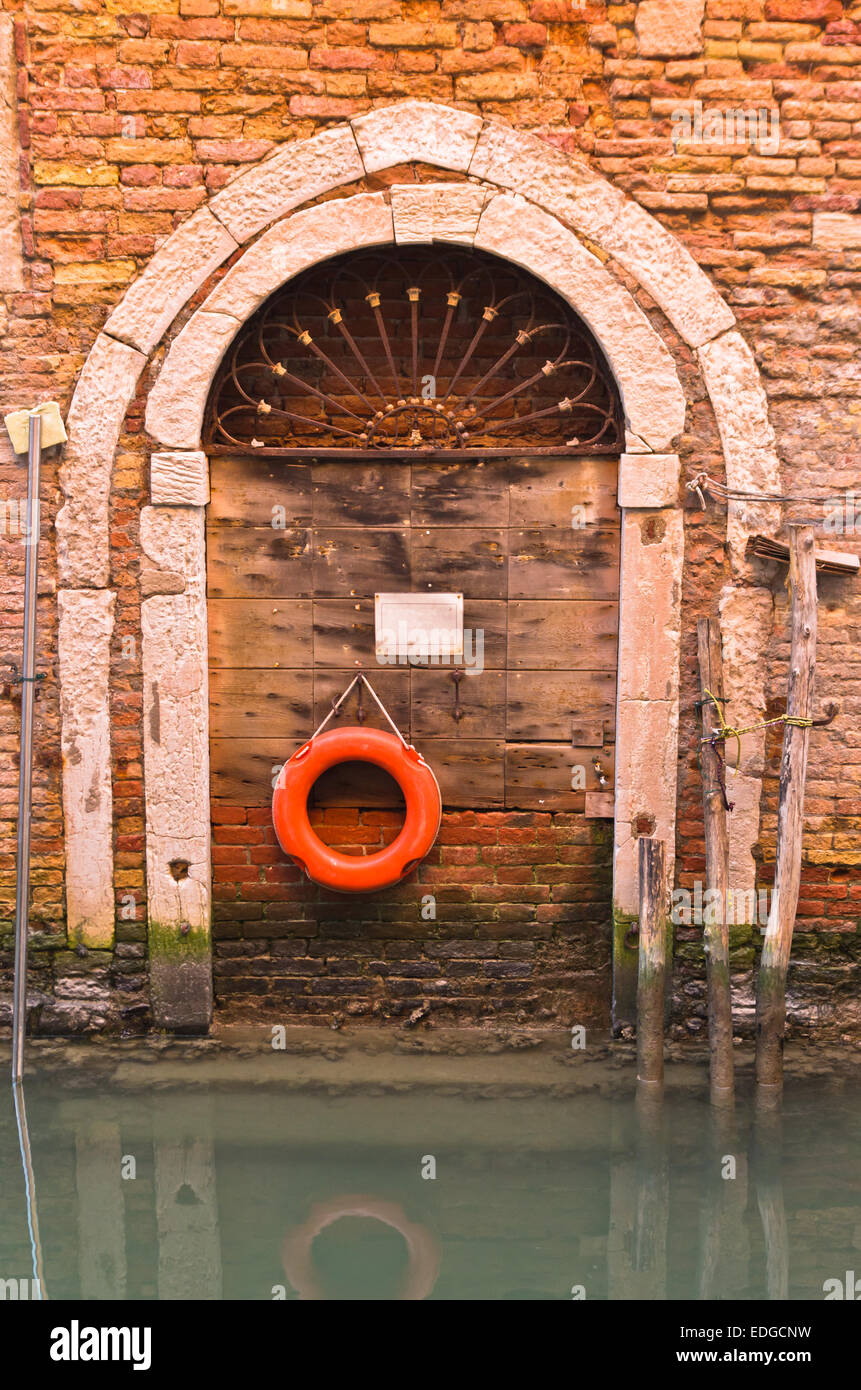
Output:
[58, 590, 116, 948]
[140, 503, 212, 1032]
[0, 15, 23, 293]
[612, 455, 684, 1028]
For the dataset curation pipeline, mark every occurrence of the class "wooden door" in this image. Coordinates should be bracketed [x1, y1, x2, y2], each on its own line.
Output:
[207, 453, 620, 814]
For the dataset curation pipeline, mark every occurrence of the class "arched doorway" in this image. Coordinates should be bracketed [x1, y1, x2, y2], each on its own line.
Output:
[58, 105, 764, 1035]
[201, 244, 624, 1026]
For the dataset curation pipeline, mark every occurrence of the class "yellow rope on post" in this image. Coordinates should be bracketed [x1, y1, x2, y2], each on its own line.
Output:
[699, 688, 813, 777]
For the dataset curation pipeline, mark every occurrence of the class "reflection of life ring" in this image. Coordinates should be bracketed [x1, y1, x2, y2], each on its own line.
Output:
[281, 1196, 441, 1301]
[272, 727, 441, 893]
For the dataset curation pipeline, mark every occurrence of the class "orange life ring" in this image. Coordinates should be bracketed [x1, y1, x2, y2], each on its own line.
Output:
[272, 726, 441, 892]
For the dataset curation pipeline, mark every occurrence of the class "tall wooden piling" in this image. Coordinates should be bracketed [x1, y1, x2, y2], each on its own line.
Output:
[696, 618, 735, 1107]
[636, 837, 666, 1090]
[755, 525, 818, 1097]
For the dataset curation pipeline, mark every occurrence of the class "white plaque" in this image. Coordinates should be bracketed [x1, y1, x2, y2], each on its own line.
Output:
[375, 592, 463, 666]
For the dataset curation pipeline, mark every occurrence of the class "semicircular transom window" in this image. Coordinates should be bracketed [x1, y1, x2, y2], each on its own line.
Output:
[204, 246, 624, 456]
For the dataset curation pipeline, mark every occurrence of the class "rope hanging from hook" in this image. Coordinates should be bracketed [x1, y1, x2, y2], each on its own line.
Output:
[311, 671, 410, 748]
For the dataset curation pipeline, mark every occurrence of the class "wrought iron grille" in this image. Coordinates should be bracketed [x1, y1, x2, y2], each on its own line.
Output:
[204, 246, 624, 456]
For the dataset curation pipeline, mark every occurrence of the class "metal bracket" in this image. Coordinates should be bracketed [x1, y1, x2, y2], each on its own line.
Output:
[2, 667, 47, 699]
[694, 691, 726, 715]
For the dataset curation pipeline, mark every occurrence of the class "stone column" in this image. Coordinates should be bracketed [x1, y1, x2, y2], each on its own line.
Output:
[0, 15, 23, 293]
[58, 590, 116, 948]
[140, 497, 212, 1032]
[612, 455, 684, 1028]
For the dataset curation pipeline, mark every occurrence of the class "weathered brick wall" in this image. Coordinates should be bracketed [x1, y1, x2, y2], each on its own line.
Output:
[212, 805, 614, 1025]
[0, 0, 858, 1036]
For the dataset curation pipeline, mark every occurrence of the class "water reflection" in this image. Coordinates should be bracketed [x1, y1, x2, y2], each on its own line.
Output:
[282, 1197, 441, 1300]
[11, 1084, 46, 1300]
[753, 1106, 789, 1302]
[1, 1071, 858, 1301]
[695, 1108, 750, 1302]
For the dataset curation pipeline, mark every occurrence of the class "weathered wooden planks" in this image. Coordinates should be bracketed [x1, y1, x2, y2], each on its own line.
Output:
[507, 600, 618, 670]
[311, 760, 406, 809]
[411, 668, 506, 737]
[211, 735, 507, 807]
[207, 452, 621, 811]
[410, 459, 510, 526]
[311, 461, 411, 526]
[210, 738, 301, 805]
[504, 743, 616, 811]
[208, 668, 313, 739]
[207, 527, 313, 598]
[508, 455, 620, 528]
[313, 668, 411, 734]
[208, 598, 313, 669]
[411, 526, 508, 597]
[461, 599, 506, 669]
[506, 670, 616, 742]
[413, 738, 506, 808]
[310, 598, 376, 667]
[509, 527, 620, 600]
[208, 457, 312, 527]
[312, 528, 410, 596]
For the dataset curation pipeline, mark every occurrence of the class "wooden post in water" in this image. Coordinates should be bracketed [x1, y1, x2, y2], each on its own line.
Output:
[755, 525, 818, 1098]
[636, 837, 666, 1090]
[696, 618, 735, 1107]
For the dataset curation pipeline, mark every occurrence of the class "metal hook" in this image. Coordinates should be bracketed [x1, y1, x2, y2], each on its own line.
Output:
[812, 701, 839, 728]
[451, 668, 464, 723]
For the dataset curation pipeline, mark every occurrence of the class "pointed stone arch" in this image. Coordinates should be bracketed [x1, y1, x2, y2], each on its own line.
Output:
[56, 100, 782, 1030]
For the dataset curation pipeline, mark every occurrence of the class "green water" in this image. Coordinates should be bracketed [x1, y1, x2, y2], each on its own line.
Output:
[0, 1045, 859, 1301]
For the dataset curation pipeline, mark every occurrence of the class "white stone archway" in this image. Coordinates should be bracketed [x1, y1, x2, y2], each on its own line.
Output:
[55, 101, 783, 1030]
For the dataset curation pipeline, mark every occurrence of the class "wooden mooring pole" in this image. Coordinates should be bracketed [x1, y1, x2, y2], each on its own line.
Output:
[755, 525, 818, 1099]
[636, 837, 666, 1090]
[696, 618, 735, 1107]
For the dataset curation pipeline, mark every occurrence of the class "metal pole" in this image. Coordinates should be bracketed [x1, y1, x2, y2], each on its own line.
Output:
[12, 411, 42, 1086]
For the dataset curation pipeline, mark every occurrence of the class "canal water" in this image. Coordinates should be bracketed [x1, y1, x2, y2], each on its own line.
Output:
[1, 1037, 858, 1301]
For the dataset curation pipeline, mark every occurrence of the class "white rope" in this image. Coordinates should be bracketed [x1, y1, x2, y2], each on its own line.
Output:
[311, 673, 360, 738]
[687, 472, 842, 508]
[310, 672, 410, 747]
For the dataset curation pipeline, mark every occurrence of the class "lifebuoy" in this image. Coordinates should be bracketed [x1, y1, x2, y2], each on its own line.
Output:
[272, 726, 441, 892]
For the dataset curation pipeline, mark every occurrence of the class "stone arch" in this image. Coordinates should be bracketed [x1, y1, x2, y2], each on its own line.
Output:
[55, 100, 782, 1029]
[143, 188, 684, 454]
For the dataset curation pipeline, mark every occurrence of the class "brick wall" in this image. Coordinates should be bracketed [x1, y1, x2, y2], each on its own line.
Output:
[212, 805, 614, 1026]
[0, 0, 859, 1037]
